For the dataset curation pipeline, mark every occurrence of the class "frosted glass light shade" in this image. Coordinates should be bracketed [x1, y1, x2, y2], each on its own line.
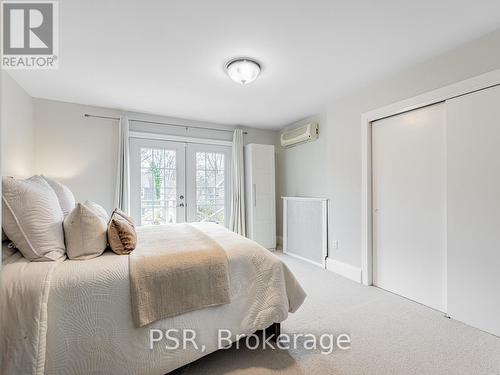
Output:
[226, 58, 261, 85]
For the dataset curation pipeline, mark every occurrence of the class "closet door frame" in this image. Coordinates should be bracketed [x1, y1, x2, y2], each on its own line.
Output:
[360, 68, 500, 286]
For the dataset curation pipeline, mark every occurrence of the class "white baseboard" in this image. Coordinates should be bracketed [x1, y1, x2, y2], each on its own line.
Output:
[284, 251, 325, 268]
[326, 258, 362, 283]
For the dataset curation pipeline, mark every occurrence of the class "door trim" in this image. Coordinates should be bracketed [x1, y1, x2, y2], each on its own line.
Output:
[361, 68, 500, 286]
[130, 131, 232, 146]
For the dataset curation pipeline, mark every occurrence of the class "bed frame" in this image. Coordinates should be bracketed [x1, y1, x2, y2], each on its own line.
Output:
[168, 323, 281, 374]
[263, 322, 281, 340]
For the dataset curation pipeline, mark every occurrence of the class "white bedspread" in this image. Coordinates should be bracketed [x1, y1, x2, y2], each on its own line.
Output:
[0, 252, 64, 374]
[1, 223, 306, 375]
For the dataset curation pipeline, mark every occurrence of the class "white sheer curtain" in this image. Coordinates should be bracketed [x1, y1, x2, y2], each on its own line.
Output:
[114, 114, 130, 213]
[229, 129, 246, 236]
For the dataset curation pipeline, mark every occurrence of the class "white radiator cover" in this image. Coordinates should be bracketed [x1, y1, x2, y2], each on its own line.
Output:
[282, 197, 328, 267]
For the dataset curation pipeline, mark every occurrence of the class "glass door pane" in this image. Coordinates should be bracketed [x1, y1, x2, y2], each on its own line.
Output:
[186, 144, 231, 226]
[130, 139, 185, 225]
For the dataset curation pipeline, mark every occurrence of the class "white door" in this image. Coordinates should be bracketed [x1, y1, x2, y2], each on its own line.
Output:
[372, 103, 446, 312]
[130, 139, 186, 225]
[186, 143, 231, 227]
[447, 85, 500, 336]
[130, 138, 231, 227]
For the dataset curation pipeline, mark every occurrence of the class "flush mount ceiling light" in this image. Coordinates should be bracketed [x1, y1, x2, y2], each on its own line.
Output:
[225, 58, 261, 85]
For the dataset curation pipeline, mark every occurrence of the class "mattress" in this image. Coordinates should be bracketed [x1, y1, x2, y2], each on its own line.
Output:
[38, 222, 306, 374]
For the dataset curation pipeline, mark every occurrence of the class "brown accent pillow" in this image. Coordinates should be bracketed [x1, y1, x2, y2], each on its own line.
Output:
[111, 208, 134, 226]
[107, 210, 137, 255]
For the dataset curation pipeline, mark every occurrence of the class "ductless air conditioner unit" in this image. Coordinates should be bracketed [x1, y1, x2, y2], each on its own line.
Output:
[280, 122, 319, 147]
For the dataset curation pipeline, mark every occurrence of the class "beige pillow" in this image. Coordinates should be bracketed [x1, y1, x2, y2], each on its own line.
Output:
[84, 200, 109, 222]
[42, 175, 76, 217]
[108, 209, 137, 255]
[2, 176, 66, 261]
[64, 202, 108, 260]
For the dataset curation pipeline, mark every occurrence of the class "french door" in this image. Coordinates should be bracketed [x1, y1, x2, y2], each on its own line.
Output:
[130, 138, 231, 227]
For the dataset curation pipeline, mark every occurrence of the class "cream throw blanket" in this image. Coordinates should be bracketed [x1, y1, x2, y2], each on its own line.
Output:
[129, 224, 230, 327]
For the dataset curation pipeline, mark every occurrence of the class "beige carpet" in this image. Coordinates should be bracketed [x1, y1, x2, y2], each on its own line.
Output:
[178, 253, 500, 375]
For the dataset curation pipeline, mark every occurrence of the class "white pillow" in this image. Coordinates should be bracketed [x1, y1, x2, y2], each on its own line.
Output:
[64, 202, 108, 260]
[2, 176, 66, 261]
[42, 175, 76, 217]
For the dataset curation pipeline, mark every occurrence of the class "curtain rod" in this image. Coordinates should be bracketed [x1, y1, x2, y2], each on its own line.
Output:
[83, 114, 247, 134]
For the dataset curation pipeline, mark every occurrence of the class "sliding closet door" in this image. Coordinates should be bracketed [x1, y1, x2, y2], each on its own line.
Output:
[447, 85, 500, 336]
[372, 103, 446, 312]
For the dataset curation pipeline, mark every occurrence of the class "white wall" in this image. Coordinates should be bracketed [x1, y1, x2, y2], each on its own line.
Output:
[276, 113, 328, 236]
[33, 99, 120, 213]
[126, 110, 277, 147]
[32, 98, 278, 214]
[277, 28, 500, 269]
[1, 72, 34, 178]
[1, 71, 34, 263]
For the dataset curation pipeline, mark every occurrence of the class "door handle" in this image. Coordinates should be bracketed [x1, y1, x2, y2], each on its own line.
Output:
[177, 203, 185, 207]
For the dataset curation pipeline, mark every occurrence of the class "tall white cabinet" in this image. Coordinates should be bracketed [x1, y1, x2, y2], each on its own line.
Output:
[245, 144, 276, 250]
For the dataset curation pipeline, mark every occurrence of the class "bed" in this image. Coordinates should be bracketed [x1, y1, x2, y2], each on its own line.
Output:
[1, 222, 306, 375]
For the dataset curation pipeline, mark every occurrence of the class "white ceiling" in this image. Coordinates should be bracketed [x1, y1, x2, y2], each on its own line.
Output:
[9, 0, 500, 129]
